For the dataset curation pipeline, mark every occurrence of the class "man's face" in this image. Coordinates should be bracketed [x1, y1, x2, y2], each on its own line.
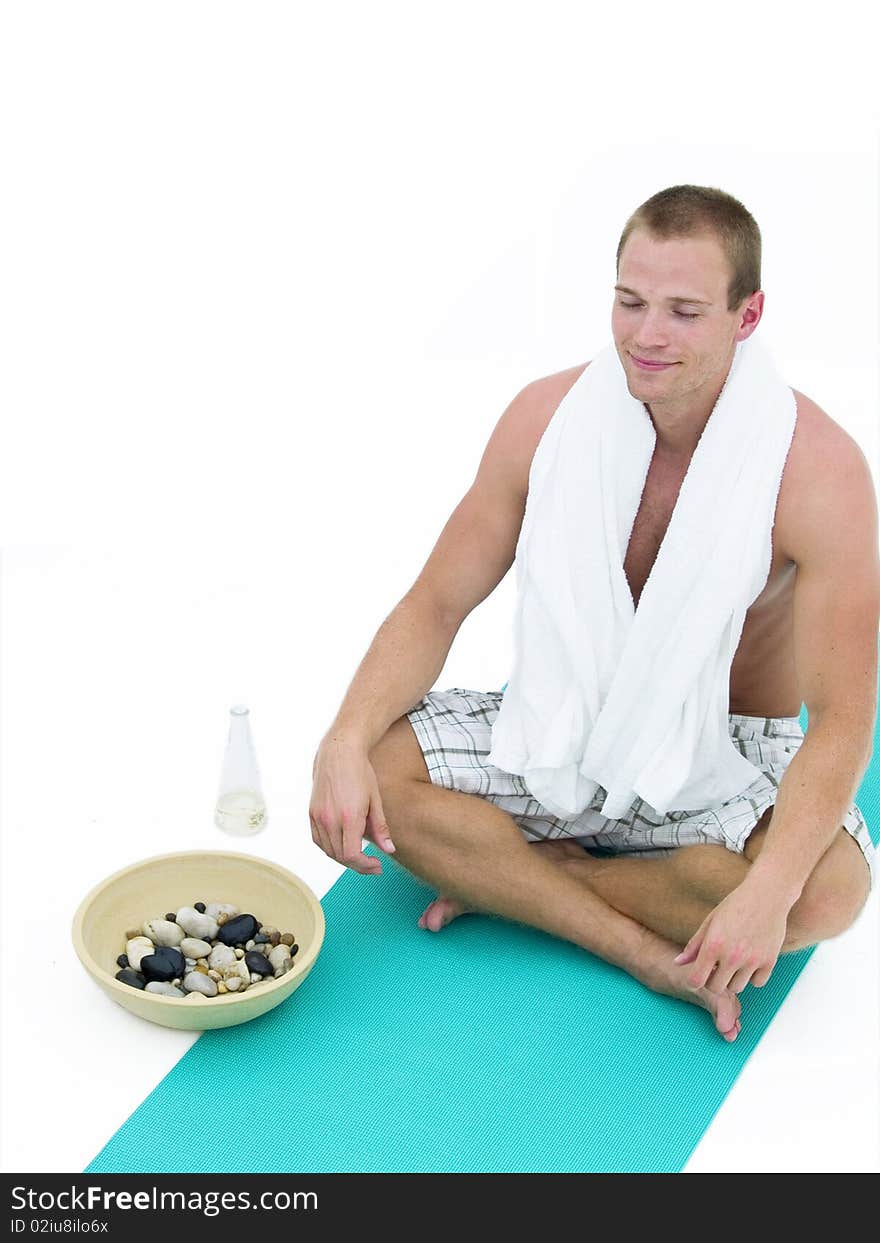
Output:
[611, 228, 759, 414]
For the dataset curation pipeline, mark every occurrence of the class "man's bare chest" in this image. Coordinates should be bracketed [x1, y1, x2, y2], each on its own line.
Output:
[622, 457, 686, 609]
[622, 452, 793, 613]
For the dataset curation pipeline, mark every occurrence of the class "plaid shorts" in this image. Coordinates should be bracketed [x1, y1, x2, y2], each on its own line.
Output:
[405, 686, 877, 892]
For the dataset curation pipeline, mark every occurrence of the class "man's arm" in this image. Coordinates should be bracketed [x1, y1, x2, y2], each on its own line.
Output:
[677, 415, 880, 992]
[309, 375, 559, 875]
[746, 431, 880, 901]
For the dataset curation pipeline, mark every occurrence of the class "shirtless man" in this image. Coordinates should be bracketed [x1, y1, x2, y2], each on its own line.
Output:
[309, 184, 879, 1041]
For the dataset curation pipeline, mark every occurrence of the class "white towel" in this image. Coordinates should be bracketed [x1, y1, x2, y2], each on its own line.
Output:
[486, 335, 798, 820]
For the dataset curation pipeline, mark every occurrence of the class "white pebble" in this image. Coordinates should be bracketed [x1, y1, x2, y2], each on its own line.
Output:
[222, 960, 250, 989]
[145, 981, 185, 998]
[125, 936, 155, 971]
[268, 944, 291, 970]
[142, 919, 184, 948]
[180, 937, 212, 959]
[225, 976, 242, 991]
[205, 902, 239, 922]
[208, 943, 236, 970]
[182, 971, 218, 998]
[175, 907, 219, 941]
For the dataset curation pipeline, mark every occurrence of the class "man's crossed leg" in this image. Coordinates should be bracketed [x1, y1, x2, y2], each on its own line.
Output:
[368, 715, 871, 1042]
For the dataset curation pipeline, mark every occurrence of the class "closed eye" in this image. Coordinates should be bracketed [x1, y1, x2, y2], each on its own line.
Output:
[617, 300, 699, 319]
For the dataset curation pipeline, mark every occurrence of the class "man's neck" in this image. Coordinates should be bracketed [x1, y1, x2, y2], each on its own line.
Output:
[644, 363, 733, 460]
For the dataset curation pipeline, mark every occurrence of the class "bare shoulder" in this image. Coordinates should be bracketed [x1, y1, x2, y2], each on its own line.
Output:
[498, 361, 590, 490]
[775, 388, 879, 566]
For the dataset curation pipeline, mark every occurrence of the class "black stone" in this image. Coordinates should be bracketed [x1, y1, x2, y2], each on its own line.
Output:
[115, 968, 146, 990]
[253, 934, 269, 944]
[140, 946, 186, 983]
[290, 944, 299, 956]
[244, 950, 273, 978]
[164, 912, 176, 923]
[216, 914, 259, 946]
[116, 953, 129, 969]
[194, 902, 206, 913]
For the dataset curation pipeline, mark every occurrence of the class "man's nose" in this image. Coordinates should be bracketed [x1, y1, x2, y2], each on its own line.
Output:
[632, 309, 669, 350]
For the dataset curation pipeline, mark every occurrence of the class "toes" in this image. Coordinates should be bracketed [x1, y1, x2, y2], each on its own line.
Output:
[713, 989, 741, 1037]
[426, 903, 448, 932]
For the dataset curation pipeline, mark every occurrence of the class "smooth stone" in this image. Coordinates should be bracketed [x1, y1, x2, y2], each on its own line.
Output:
[280, 933, 295, 946]
[175, 907, 219, 941]
[142, 919, 184, 948]
[157, 945, 186, 973]
[185, 958, 196, 970]
[208, 943, 236, 970]
[180, 937, 212, 960]
[145, 981, 186, 998]
[225, 976, 242, 992]
[115, 968, 146, 989]
[205, 902, 239, 922]
[182, 971, 218, 997]
[267, 944, 291, 970]
[123, 934, 152, 974]
[140, 947, 185, 983]
[207, 969, 222, 982]
[125, 936, 156, 971]
[244, 950, 273, 978]
[221, 960, 251, 989]
[216, 913, 259, 946]
[273, 959, 293, 978]
[234, 948, 245, 959]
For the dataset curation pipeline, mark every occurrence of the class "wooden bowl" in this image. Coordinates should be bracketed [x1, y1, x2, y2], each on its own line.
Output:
[71, 849, 326, 1030]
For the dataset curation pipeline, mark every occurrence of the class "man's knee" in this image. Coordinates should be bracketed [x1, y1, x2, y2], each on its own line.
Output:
[789, 831, 872, 942]
[746, 819, 871, 944]
[368, 714, 431, 793]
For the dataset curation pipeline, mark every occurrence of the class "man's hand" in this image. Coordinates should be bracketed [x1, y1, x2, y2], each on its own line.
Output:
[309, 737, 396, 876]
[673, 878, 792, 994]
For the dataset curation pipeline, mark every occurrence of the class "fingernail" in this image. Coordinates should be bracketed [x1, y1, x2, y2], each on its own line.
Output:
[384, 841, 396, 853]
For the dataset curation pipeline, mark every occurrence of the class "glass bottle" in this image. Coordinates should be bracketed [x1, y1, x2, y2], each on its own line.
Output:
[214, 704, 268, 835]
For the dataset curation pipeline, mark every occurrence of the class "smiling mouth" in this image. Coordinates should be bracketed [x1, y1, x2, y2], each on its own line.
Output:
[630, 354, 677, 370]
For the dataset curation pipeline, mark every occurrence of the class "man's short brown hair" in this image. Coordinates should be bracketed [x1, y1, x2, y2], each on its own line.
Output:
[616, 185, 762, 312]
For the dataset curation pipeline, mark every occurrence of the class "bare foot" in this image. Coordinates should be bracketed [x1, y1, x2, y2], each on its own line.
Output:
[417, 841, 742, 1042]
[418, 894, 473, 931]
[636, 937, 742, 1042]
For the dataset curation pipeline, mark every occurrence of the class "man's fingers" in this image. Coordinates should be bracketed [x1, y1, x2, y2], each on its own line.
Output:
[365, 787, 396, 854]
[309, 814, 333, 860]
[674, 940, 699, 966]
[687, 938, 722, 991]
[341, 814, 382, 875]
[728, 964, 755, 994]
[750, 962, 774, 988]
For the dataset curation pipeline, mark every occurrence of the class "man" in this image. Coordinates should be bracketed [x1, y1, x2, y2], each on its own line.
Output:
[309, 184, 879, 1042]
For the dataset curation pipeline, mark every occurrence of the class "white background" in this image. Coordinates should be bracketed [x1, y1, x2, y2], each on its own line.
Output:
[1, 0, 878, 1174]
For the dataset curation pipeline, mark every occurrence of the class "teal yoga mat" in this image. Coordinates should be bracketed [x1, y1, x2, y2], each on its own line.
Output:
[86, 702, 879, 1174]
